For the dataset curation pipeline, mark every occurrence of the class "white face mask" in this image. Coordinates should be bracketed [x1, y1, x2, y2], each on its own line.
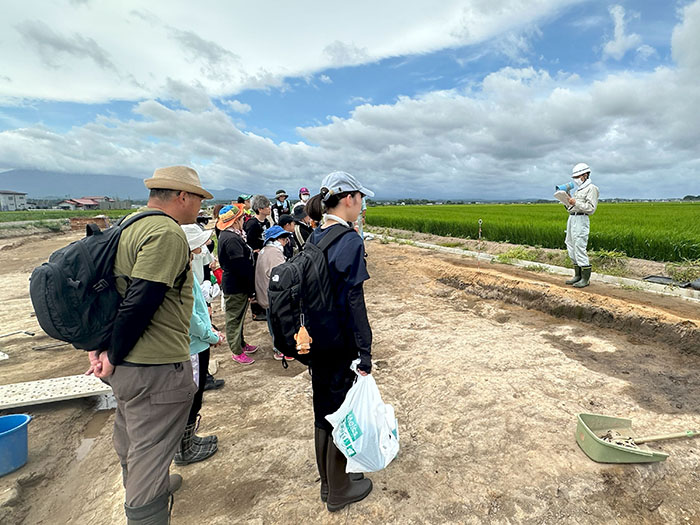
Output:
[574, 177, 584, 187]
[301, 194, 309, 202]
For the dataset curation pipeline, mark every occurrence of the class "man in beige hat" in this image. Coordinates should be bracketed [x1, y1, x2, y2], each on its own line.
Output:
[87, 165, 212, 524]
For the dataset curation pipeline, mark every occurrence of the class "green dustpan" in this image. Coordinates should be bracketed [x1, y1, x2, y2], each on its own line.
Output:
[575, 413, 698, 464]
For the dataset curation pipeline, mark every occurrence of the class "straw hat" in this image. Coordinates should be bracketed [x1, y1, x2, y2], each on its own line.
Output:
[216, 203, 246, 230]
[144, 166, 214, 199]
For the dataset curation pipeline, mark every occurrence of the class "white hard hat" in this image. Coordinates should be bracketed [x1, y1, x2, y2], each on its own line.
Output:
[572, 162, 591, 178]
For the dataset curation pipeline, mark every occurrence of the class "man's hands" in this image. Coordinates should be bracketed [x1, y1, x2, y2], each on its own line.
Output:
[85, 350, 115, 378]
[568, 197, 576, 206]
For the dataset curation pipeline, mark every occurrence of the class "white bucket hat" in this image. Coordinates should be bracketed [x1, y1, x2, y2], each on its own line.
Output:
[181, 223, 213, 251]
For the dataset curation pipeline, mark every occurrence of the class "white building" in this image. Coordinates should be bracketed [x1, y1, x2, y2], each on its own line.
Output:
[0, 190, 27, 211]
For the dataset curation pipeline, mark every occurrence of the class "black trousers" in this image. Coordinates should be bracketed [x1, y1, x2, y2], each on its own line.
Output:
[311, 356, 356, 432]
[187, 348, 210, 425]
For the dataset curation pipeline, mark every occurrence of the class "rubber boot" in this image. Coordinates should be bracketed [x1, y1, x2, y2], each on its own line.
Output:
[124, 493, 170, 525]
[573, 265, 591, 288]
[174, 422, 218, 466]
[191, 415, 217, 447]
[314, 427, 330, 502]
[565, 265, 581, 285]
[326, 442, 372, 512]
[168, 474, 182, 494]
[315, 428, 364, 502]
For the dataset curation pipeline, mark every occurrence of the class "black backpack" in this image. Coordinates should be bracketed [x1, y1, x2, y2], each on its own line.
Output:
[268, 225, 353, 364]
[29, 211, 169, 350]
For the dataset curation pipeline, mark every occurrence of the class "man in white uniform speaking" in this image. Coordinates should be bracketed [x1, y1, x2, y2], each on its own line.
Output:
[564, 162, 600, 288]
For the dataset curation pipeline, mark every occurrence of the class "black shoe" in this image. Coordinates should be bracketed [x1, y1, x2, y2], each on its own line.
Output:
[204, 374, 225, 391]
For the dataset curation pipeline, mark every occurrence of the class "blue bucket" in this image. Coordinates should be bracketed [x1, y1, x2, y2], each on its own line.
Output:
[0, 414, 32, 477]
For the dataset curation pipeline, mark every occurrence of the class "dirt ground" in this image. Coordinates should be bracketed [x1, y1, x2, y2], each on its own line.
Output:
[367, 226, 670, 280]
[1, 231, 699, 524]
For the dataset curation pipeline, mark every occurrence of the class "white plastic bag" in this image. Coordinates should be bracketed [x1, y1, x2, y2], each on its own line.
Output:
[325, 360, 399, 473]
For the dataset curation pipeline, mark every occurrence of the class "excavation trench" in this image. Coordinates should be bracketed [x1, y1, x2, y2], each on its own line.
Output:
[434, 273, 700, 354]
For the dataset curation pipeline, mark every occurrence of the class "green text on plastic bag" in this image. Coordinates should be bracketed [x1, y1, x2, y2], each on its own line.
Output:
[343, 410, 363, 442]
[337, 410, 363, 456]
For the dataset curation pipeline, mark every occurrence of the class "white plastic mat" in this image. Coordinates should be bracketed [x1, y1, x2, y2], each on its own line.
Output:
[0, 375, 112, 410]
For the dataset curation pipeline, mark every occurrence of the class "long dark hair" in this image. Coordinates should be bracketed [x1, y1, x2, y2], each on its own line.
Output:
[305, 189, 356, 222]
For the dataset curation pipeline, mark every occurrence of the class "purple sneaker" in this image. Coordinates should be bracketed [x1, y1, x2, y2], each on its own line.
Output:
[232, 353, 255, 365]
[242, 344, 258, 355]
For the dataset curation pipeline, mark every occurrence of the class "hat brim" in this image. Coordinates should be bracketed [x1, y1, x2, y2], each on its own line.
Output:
[186, 229, 213, 251]
[144, 178, 214, 200]
[217, 213, 244, 231]
[266, 232, 292, 241]
[358, 185, 374, 198]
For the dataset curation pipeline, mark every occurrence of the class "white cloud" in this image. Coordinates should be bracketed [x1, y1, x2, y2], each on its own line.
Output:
[0, 0, 582, 103]
[222, 99, 252, 114]
[163, 79, 212, 112]
[602, 5, 642, 61]
[672, 0, 700, 71]
[491, 26, 543, 64]
[1, 1, 699, 200]
[15, 19, 116, 71]
[319, 74, 333, 84]
[635, 44, 657, 61]
[347, 96, 373, 106]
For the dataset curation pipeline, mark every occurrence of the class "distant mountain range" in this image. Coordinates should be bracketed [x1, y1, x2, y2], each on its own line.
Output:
[0, 169, 243, 201]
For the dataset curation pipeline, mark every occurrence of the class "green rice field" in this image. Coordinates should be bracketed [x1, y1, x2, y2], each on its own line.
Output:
[366, 202, 700, 262]
[0, 209, 133, 222]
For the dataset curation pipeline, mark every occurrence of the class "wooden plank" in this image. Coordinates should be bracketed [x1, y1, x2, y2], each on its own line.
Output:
[0, 375, 112, 410]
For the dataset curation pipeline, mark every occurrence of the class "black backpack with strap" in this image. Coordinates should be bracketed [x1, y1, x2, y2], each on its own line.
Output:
[267, 225, 353, 364]
[29, 210, 168, 350]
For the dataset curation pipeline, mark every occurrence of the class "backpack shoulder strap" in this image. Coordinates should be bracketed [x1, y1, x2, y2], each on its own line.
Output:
[313, 225, 353, 252]
[294, 224, 305, 247]
[118, 210, 172, 229]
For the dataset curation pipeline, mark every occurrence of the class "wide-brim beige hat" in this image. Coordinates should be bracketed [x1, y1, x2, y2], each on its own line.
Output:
[144, 165, 214, 199]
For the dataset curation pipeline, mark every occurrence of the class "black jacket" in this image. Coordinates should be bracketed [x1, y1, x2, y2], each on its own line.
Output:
[271, 200, 290, 224]
[243, 217, 269, 252]
[218, 230, 255, 296]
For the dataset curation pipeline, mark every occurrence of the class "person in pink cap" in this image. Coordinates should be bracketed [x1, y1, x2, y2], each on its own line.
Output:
[292, 186, 311, 217]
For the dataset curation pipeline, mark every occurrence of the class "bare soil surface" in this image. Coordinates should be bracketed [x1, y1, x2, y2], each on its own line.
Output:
[1, 231, 699, 524]
[368, 226, 670, 280]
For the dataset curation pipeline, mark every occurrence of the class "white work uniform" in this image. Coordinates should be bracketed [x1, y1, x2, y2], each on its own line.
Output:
[565, 179, 599, 266]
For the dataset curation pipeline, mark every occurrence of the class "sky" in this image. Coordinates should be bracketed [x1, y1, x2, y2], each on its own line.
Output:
[1, 0, 699, 200]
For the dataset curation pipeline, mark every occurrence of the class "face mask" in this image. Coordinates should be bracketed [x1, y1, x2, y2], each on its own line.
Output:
[574, 177, 584, 187]
[301, 195, 309, 202]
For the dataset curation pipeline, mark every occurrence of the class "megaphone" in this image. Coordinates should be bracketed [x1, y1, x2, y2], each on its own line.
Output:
[555, 182, 574, 192]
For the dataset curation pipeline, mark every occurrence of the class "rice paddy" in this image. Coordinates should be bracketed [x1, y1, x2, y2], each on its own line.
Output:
[366, 202, 700, 262]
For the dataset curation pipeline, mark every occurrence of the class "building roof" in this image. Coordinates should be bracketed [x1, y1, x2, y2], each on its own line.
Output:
[59, 198, 99, 206]
[0, 190, 27, 195]
[72, 198, 100, 206]
[82, 196, 113, 201]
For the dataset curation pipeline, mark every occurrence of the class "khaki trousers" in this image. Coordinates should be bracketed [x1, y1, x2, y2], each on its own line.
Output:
[106, 361, 196, 507]
[224, 293, 249, 355]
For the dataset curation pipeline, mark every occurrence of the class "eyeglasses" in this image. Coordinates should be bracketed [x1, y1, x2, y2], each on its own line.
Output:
[184, 191, 205, 200]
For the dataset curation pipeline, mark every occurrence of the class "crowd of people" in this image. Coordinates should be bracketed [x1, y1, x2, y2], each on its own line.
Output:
[79, 161, 600, 523]
[87, 166, 374, 524]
